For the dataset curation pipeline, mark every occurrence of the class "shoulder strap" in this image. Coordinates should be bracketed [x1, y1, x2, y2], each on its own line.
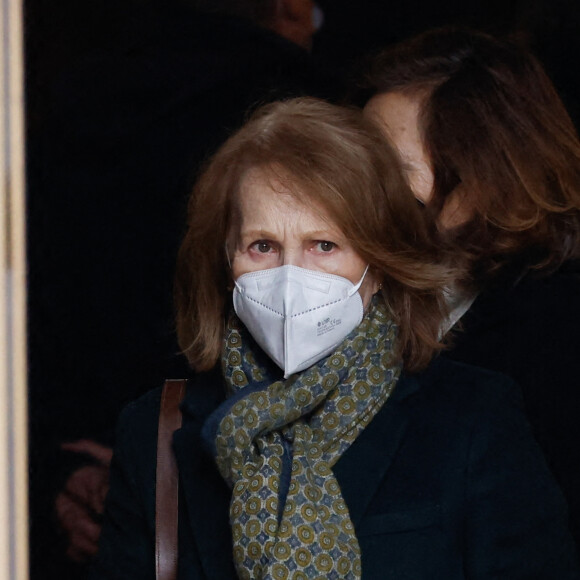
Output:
[156, 379, 187, 580]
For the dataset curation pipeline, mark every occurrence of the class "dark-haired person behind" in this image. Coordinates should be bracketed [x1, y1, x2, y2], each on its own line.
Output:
[362, 27, 580, 547]
[90, 98, 578, 579]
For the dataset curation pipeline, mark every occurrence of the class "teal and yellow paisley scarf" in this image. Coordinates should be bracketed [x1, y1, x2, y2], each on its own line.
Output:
[204, 297, 401, 580]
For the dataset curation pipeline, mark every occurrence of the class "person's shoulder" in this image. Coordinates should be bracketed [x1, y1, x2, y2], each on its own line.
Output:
[401, 356, 522, 421]
[114, 385, 165, 446]
[518, 259, 580, 301]
[482, 259, 580, 317]
[118, 366, 224, 430]
[495, 259, 580, 341]
[415, 355, 516, 392]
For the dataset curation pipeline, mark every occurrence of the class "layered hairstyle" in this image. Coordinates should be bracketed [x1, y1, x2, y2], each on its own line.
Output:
[176, 98, 453, 373]
[358, 28, 580, 285]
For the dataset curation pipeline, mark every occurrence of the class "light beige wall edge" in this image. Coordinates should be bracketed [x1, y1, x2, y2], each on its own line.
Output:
[0, 0, 29, 576]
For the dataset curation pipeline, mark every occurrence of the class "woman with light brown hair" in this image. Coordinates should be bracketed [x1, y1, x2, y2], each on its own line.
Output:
[362, 27, 580, 548]
[90, 97, 578, 579]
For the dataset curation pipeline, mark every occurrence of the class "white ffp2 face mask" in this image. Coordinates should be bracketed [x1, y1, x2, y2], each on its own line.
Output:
[233, 265, 368, 378]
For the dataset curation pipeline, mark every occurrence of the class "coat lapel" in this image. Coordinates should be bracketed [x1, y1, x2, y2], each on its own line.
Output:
[172, 370, 237, 580]
[333, 373, 421, 527]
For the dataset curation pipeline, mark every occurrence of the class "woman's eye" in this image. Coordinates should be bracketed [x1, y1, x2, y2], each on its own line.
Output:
[316, 241, 335, 252]
[253, 241, 272, 253]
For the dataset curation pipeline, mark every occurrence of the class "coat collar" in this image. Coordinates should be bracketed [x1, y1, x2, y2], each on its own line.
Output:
[172, 365, 423, 578]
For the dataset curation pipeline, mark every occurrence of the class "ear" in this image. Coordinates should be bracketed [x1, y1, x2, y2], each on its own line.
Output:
[360, 271, 381, 310]
[270, 0, 315, 50]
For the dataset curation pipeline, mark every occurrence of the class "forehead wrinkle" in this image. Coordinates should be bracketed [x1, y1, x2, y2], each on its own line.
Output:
[238, 165, 347, 239]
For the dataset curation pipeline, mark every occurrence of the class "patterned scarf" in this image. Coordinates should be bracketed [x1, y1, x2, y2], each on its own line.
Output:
[203, 297, 401, 580]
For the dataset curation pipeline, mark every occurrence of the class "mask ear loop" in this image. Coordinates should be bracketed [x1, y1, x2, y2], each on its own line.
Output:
[347, 264, 370, 297]
[225, 242, 232, 269]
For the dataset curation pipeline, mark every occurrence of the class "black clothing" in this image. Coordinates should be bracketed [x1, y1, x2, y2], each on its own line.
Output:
[90, 359, 579, 579]
[27, 8, 343, 578]
[444, 260, 580, 547]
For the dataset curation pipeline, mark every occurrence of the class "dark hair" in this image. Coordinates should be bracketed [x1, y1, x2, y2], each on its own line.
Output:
[360, 27, 580, 286]
[175, 98, 454, 373]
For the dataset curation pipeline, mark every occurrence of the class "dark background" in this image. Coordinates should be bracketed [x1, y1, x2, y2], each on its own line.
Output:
[23, 1, 580, 578]
[24, 0, 580, 129]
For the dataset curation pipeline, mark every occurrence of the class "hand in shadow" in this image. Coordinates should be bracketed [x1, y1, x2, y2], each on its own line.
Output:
[55, 439, 113, 563]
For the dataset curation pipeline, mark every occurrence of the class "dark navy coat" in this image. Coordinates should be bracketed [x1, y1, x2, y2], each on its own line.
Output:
[90, 358, 579, 579]
[445, 260, 580, 546]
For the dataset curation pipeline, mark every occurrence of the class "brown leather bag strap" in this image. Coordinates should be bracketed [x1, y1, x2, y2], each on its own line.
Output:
[156, 379, 187, 580]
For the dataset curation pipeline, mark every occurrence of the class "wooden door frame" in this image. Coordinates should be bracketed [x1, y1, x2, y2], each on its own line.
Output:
[0, 0, 29, 576]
